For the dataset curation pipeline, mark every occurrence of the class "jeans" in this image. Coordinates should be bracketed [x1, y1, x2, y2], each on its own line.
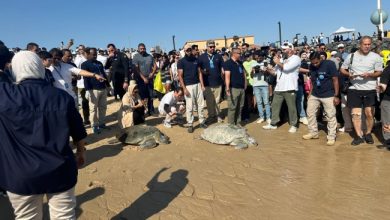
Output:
[253, 86, 271, 119]
[296, 85, 306, 118]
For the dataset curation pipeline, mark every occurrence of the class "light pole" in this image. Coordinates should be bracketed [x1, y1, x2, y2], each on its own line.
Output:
[278, 22, 282, 48]
[378, 0, 384, 38]
[172, 35, 176, 50]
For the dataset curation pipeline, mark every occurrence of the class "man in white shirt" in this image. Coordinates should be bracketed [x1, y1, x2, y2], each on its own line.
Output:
[97, 49, 107, 66]
[74, 45, 90, 126]
[48, 48, 105, 107]
[340, 36, 383, 145]
[158, 87, 185, 128]
[263, 43, 301, 133]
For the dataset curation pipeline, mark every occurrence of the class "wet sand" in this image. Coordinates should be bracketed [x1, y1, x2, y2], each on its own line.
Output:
[2, 98, 390, 220]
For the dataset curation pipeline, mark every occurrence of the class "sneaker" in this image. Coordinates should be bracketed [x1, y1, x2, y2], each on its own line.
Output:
[200, 123, 208, 129]
[263, 124, 277, 130]
[288, 126, 297, 133]
[84, 121, 91, 128]
[302, 133, 319, 140]
[338, 127, 345, 132]
[163, 121, 172, 128]
[256, 118, 264, 124]
[187, 126, 194, 133]
[99, 124, 109, 130]
[299, 117, 308, 125]
[351, 137, 365, 146]
[266, 118, 272, 125]
[364, 133, 374, 144]
[326, 139, 336, 146]
[92, 126, 100, 134]
[217, 117, 224, 123]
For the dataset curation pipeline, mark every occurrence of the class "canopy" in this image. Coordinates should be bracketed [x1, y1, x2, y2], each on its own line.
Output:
[332, 26, 356, 35]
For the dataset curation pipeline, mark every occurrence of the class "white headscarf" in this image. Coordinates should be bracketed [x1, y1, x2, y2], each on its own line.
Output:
[11, 51, 45, 83]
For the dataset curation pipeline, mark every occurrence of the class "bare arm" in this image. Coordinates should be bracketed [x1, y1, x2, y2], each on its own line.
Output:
[74, 140, 86, 168]
[225, 70, 231, 96]
[198, 67, 205, 90]
[178, 68, 189, 97]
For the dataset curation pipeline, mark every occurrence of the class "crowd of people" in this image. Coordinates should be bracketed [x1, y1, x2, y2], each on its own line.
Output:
[1, 34, 390, 218]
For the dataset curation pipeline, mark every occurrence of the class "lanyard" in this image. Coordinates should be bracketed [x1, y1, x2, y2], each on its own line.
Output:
[208, 54, 215, 69]
[53, 64, 65, 80]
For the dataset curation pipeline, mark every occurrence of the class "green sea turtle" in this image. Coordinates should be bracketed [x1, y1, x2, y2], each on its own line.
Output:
[200, 123, 258, 150]
[113, 125, 170, 149]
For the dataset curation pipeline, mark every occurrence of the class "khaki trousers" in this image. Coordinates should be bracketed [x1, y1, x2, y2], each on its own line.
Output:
[88, 89, 107, 127]
[307, 95, 337, 140]
[204, 85, 222, 118]
[7, 187, 76, 220]
[185, 83, 205, 125]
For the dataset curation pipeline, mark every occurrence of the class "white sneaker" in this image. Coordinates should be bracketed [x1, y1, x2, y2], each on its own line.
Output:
[299, 117, 308, 125]
[338, 127, 345, 132]
[288, 126, 297, 133]
[163, 121, 172, 128]
[266, 118, 272, 124]
[263, 124, 277, 130]
[256, 118, 264, 124]
[217, 117, 223, 123]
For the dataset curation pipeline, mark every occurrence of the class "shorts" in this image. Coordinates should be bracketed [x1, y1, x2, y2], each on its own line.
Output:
[347, 89, 376, 108]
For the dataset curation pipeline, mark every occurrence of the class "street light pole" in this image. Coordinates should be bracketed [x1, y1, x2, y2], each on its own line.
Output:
[278, 22, 282, 48]
[172, 35, 176, 50]
[378, 0, 384, 38]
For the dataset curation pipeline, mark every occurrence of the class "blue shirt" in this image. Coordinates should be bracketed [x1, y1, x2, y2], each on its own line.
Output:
[223, 59, 245, 89]
[310, 60, 338, 98]
[81, 60, 108, 90]
[198, 52, 223, 87]
[0, 79, 87, 194]
[177, 56, 200, 86]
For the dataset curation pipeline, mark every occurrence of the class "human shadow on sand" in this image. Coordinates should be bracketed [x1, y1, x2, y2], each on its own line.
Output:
[76, 186, 105, 218]
[83, 143, 123, 167]
[111, 168, 188, 220]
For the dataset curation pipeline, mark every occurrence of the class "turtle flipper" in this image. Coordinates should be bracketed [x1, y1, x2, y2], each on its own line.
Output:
[139, 139, 157, 149]
[230, 139, 248, 150]
[107, 137, 120, 144]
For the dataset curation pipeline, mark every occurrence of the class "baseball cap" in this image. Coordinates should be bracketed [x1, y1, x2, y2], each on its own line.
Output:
[281, 42, 294, 50]
[206, 40, 215, 47]
[337, 44, 345, 48]
[331, 51, 337, 56]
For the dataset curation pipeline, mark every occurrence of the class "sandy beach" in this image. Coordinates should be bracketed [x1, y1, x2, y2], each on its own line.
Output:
[2, 97, 390, 220]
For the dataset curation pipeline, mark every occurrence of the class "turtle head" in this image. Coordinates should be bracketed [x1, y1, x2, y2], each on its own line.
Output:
[158, 133, 170, 144]
[247, 136, 258, 146]
[116, 131, 128, 143]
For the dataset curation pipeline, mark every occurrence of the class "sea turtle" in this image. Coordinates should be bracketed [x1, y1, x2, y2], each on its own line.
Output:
[113, 125, 170, 149]
[200, 123, 258, 150]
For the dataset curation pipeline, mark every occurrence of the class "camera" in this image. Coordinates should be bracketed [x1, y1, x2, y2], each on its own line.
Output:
[254, 65, 261, 73]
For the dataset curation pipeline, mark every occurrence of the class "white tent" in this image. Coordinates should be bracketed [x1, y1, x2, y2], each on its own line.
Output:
[332, 26, 356, 35]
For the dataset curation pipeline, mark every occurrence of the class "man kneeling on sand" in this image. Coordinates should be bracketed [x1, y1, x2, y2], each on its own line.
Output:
[158, 87, 185, 128]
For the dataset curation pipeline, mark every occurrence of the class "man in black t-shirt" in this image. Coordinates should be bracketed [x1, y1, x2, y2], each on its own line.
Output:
[178, 45, 207, 133]
[378, 65, 390, 150]
[302, 52, 340, 146]
[224, 48, 246, 125]
[198, 40, 224, 123]
[105, 44, 129, 100]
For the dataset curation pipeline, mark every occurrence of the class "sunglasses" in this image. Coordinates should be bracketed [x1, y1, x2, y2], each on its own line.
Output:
[209, 46, 215, 48]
